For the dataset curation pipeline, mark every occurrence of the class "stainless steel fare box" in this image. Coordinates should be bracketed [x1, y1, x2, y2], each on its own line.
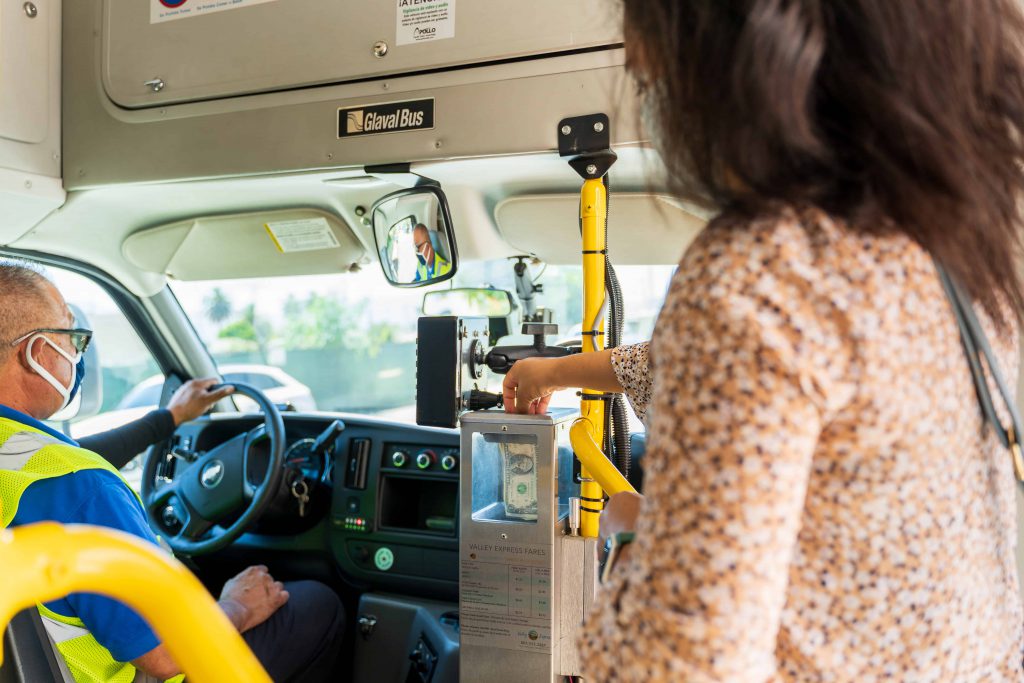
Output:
[459, 408, 579, 682]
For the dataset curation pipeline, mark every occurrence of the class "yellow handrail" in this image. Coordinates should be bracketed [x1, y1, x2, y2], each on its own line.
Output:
[570, 419, 636, 497]
[578, 177, 609, 537]
[0, 523, 270, 683]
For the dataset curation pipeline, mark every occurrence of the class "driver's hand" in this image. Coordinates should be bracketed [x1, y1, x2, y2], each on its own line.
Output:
[167, 378, 234, 426]
[218, 565, 289, 633]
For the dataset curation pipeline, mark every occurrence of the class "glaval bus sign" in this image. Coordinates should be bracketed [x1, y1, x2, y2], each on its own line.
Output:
[337, 99, 435, 139]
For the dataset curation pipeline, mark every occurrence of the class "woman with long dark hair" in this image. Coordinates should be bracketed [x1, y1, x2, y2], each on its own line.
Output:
[503, 1, 1024, 679]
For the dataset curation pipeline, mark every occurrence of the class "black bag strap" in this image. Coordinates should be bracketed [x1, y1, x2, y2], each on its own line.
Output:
[934, 260, 1024, 485]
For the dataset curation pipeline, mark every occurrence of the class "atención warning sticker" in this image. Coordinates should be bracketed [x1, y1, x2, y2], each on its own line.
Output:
[151, 0, 279, 25]
[264, 218, 340, 253]
[396, 0, 456, 46]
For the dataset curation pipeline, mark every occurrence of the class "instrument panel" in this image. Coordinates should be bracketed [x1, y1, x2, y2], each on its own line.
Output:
[178, 412, 462, 600]
[331, 426, 461, 600]
[284, 438, 328, 483]
[174, 412, 646, 604]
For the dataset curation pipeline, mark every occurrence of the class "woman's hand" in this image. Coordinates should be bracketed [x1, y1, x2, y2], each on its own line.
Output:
[502, 357, 567, 414]
[501, 349, 626, 415]
[599, 491, 644, 576]
[599, 491, 643, 544]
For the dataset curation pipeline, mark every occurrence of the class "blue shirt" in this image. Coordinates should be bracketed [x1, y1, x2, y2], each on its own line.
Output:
[1, 405, 161, 662]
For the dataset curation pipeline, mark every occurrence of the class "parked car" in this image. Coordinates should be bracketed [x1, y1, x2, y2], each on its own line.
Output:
[65, 365, 316, 491]
[70, 364, 317, 441]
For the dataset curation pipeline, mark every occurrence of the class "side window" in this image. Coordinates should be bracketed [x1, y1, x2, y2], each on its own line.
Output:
[118, 381, 164, 409]
[39, 266, 162, 447]
[222, 371, 248, 385]
[224, 371, 280, 391]
[248, 373, 283, 391]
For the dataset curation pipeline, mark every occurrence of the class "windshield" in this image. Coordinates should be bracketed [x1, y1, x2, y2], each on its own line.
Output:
[172, 260, 675, 426]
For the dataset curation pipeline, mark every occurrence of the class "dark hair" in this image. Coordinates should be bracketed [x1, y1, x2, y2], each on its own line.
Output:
[624, 0, 1024, 327]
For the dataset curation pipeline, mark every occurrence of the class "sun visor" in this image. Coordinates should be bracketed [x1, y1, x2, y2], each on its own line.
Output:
[123, 209, 366, 281]
[494, 193, 713, 266]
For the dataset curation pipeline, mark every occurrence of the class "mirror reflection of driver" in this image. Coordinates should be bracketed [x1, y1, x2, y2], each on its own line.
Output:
[413, 223, 452, 282]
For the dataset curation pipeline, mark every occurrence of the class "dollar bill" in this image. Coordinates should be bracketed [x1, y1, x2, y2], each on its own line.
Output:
[501, 441, 538, 521]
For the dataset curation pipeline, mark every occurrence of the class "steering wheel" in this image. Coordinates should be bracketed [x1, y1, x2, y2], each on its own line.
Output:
[141, 382, 286, 556]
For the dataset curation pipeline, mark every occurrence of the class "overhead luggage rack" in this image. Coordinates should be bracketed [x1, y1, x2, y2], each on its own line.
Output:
[64, 0, 635, 188]
[101, 0, 621, 109]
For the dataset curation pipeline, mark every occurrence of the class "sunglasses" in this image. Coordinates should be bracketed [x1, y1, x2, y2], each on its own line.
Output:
[9, 328, 94, 354]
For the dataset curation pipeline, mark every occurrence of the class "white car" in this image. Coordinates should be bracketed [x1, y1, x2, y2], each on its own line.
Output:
[67, 365, 317, 491]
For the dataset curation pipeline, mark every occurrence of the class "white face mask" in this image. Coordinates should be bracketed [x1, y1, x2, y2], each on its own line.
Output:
[25, 333, 82, 411]
[416, 239, 431, 266]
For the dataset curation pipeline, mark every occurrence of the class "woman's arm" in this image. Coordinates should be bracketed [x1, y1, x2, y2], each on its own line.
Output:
[502, 343, 652, 419]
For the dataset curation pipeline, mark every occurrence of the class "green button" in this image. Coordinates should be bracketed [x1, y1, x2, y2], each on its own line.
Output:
[374, 547, 394, 572]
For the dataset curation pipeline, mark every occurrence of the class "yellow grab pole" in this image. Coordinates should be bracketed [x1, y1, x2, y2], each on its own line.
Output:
[579, 177, 607, 538]
[0, 523, 270, 683]
[570, 419, 636, 497]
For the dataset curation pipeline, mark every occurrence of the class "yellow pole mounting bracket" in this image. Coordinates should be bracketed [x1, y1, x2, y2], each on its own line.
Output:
[558, 113, 619, 538]
[0, 523, 270, 683]
[570, 419, 636, 497]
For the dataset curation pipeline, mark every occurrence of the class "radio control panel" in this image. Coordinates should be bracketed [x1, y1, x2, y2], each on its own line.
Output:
[386, 444, 459, 474]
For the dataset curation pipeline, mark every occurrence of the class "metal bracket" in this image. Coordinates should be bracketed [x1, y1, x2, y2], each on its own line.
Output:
[557, 114, 617, 180]
[362, 163, 440, 188]
[357, 614, 378, 639]
[558, 114, 610, 157]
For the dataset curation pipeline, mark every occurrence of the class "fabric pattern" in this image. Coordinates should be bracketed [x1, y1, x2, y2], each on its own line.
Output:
[580, 206, 1024, 682]
[611, 342, 652, 426]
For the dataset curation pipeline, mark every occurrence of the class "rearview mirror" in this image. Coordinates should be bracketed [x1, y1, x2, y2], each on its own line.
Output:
[372, 186, 458, 288]
[422, 288, 515, 317]
[423, 287, 519, 342]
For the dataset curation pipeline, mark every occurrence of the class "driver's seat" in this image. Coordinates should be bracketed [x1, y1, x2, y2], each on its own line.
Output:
[0, 608, 74, 683]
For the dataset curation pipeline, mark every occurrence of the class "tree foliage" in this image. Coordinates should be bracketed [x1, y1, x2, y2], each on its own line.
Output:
[203, 287, 233, 324]
[282, 293, 397, 357]
[205, 292, 399, 359]
[217, 303, 273, 362]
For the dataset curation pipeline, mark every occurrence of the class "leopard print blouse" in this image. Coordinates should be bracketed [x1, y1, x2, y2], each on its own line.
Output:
[578, 206, 1023, 682]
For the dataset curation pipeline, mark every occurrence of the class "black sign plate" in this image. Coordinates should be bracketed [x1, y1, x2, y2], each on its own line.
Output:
[337, 98, 435, 138]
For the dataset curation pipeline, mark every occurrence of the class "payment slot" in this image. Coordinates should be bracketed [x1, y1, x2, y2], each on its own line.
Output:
[459, 409, 593, 682]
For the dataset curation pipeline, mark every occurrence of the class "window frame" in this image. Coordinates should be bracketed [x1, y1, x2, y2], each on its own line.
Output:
[0, 247, 190, 383]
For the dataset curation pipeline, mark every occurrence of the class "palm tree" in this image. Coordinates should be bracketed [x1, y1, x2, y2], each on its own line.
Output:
[204, 287, 232, 324]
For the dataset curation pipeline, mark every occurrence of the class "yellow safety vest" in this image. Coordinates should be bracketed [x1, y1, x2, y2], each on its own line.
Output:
[416, 254, 452, 282]
[0, 415, 181, 683]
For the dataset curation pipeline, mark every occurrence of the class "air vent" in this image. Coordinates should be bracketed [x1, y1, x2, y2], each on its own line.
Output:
[346, 438, 371, 490]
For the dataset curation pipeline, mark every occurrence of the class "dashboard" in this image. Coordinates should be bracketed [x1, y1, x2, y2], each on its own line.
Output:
[167, 411, 649, 604]
[171, 412, 463, 599]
